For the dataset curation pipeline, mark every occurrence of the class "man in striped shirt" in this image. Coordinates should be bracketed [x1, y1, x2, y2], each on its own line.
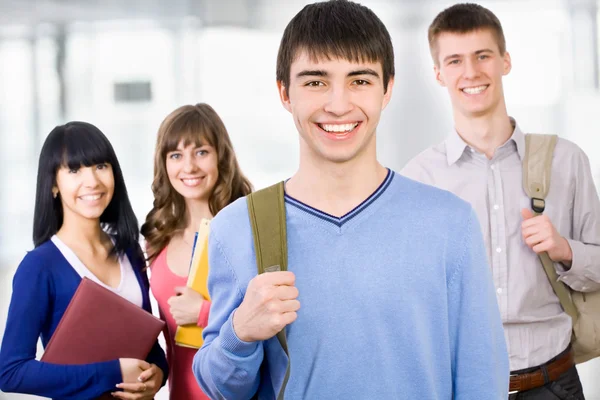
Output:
[402, 3, 600, 399]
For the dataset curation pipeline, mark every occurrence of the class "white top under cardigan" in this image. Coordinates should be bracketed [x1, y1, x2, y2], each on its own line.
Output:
[51, 235, 143, 307]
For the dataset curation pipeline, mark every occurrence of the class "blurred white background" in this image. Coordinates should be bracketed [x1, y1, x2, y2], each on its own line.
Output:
[0, 0, 599, 399]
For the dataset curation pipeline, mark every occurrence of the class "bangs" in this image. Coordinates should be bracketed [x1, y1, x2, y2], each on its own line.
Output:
[47, 122, 117, 172]
[161, 110, 216, 155]
[276, 0, 394, 88]
[292, 21, 385, 68]
[299, 28, 384, 67]
[61, 132, 114, 170]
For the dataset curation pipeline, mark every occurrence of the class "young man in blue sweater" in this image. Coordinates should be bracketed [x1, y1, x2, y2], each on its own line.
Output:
[193, 1, 509, 398]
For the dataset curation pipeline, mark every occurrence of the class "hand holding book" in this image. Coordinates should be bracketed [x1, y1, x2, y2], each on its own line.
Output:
[113, 360, 163, 400]
[174, 218, 211, 348]
[168, 286, 206, 326]
[40, 277, 166, 399]
[118, 358, 150, 383]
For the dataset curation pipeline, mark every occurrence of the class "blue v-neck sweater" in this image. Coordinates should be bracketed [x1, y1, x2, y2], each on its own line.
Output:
[0, 241, 168, 400]
[193, 170, 509, 399]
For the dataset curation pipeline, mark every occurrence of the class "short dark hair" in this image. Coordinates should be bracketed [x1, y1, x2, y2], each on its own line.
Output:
[428, 3, 506, 65]
[33, 121, 139, 256]
[276, 0, 394, 94]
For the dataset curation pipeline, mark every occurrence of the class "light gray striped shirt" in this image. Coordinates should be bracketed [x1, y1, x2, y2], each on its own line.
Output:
[401, 119, 600, 370]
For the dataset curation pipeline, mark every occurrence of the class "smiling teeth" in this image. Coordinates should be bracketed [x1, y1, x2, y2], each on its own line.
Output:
[321, 123, 358, 133]
[183, 178, 201, 186]
[80, 194, 101, 201]
[462, 85, 487, 94]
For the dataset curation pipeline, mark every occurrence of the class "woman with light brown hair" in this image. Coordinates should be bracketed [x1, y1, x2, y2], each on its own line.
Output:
[141, 103, 252, 399]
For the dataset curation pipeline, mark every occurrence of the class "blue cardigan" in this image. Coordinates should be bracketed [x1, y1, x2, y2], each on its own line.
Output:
[0, 240, 168, 399]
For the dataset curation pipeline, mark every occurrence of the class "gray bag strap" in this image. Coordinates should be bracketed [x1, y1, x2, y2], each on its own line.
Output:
[523, 134, 578, 324]
[246, 182, 290, 400]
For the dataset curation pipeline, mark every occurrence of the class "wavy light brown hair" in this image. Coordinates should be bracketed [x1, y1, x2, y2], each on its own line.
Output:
[141, 103, 252, 263]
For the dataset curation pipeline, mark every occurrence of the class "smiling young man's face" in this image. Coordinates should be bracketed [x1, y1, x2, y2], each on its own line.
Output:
[434, 29, 511, 119]
[278, 50, 393, 165]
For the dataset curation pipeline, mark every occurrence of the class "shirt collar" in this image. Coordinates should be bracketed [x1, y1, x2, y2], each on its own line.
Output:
[445, 117, 525, 165]
[511, 119, 526, 161]
[445, 128, 470, 166]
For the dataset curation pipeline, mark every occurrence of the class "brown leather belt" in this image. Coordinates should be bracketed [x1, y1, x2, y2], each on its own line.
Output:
[509, 349, 574, 393]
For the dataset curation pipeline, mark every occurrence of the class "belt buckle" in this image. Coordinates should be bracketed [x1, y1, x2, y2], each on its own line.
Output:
[508, 374, 519, 395]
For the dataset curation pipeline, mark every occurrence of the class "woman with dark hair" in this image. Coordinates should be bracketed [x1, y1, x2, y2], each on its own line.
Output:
[0, 121, 168, 400]
[141, 103, 252, 399]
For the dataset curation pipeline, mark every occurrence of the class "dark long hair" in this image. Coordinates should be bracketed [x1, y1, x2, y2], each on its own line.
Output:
[141, 103, 252, 263]
[33, 121, 139, 256]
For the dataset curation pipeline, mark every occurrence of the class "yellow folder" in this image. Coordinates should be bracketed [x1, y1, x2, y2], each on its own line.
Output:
[174, 219, 211, 348]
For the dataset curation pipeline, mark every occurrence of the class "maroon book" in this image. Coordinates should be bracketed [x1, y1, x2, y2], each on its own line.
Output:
[41, 277, 165, 398]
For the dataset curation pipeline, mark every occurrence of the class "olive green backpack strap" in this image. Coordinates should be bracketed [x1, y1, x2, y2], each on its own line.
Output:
[523, 134, 578, 323]
[246, 182, 289, 400]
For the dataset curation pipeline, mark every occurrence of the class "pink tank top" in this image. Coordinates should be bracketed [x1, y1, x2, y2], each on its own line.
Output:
[150, 247, 210, 400]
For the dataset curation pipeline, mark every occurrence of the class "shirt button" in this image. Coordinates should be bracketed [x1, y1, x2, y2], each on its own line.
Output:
[582, 286, 588, 291]
[496, 247, 502, 253]
[497, 288, 503, 294]
[493, 205, 500, 210]
[490, 165, 495, 170]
